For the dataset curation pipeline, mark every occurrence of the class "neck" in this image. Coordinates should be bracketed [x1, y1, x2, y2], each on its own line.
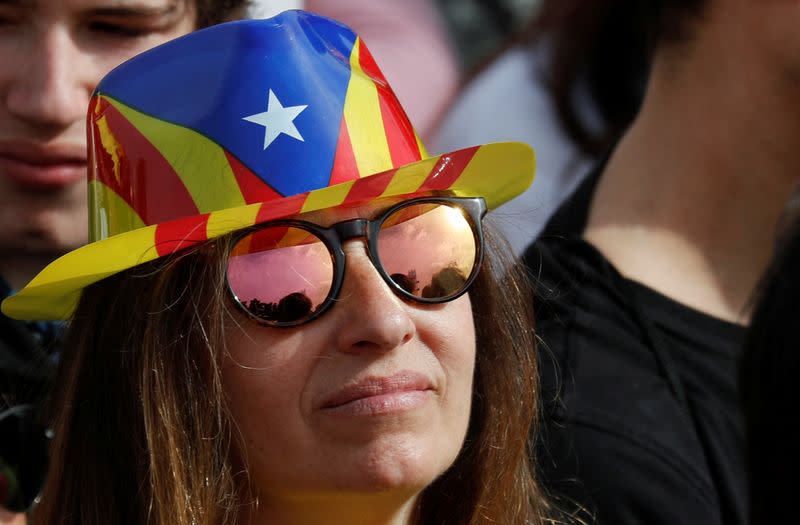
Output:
[584, 26, 800, 323]
[242, 491, 419, 525]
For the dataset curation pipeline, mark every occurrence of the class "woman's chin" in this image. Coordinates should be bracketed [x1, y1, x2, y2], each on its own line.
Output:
[261, 441, 455, 499]
[334, 434, 460, 492]
[339, 460, 440, 494]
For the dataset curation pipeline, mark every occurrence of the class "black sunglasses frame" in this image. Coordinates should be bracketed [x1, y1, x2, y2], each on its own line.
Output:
[226, 196, 487, 328]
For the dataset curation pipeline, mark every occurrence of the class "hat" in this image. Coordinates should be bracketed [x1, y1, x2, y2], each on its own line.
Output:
[2, 10, 535, 321]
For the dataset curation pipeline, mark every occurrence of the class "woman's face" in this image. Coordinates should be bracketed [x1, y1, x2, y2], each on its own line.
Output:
[221, 201, 476, 509]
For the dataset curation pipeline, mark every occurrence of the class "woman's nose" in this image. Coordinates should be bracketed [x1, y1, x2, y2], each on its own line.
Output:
[4, 24, 93, 130]
[333, 243, 416, 354]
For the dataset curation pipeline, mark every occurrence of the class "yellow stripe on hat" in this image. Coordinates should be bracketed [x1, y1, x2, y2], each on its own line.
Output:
[88, 180, 147, 240]
[301, 180, 355, 213]
[95, 115, 123, 185]
[343, 38, 393, 177]
[450, 144, 536, 210]
[105, 97, 247, 213]
[206, 202, 261, 238]
[414, 130, 428, 159]
[1, 225, 160, 320]
[379, 156, 438, 197]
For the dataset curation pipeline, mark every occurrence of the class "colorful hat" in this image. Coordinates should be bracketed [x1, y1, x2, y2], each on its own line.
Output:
[2, 10, 535, 321]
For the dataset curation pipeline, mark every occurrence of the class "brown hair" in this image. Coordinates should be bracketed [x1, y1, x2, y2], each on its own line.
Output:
[30, 217, 554, 525]
[195, 0, 249, 28]
[526, 0, 707, 156]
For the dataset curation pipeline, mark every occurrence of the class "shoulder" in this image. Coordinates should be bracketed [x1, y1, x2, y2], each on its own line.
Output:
[527, 236, 677, 424]
[527, 237, 720, 505]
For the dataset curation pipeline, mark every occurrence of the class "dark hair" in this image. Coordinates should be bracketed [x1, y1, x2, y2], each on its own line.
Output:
[528, 0, 707, 156]
[31, 217, 555, 525]
[740, 216, 800, 525]
[194, 0, 249, 28]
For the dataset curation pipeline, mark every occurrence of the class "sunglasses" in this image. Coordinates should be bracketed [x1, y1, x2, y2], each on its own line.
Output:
[226, 196, 487, 327]
[0, 405, 50, 513]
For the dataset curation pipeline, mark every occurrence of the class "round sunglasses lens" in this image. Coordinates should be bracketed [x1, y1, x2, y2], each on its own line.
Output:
[377, 202, 477, 300]
[227, 226, 333, 324]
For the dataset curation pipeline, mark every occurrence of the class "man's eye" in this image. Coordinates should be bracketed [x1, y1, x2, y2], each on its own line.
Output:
[89, 21, 151, 38]
[0, 11, 21, 27]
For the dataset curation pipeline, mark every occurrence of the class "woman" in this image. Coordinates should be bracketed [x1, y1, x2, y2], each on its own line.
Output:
[3, 12, 548, 525]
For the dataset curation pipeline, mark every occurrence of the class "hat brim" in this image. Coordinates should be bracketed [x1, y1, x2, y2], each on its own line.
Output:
[2, 142, 534, 320]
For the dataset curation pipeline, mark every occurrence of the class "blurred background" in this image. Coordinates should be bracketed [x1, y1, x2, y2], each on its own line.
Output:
[435, 0, 540, 70]
[250, 0, 542, 72]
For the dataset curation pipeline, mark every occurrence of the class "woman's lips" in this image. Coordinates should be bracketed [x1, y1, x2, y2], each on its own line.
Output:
[0, 142, 87, 191]
[320, 372, 435, 416]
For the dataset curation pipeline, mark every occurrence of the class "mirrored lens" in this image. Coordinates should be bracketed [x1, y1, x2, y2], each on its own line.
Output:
[227, 226, 334, 324]
[377, 202, 477, 300]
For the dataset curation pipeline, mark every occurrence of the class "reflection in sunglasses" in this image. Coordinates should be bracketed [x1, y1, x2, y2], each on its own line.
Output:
[379, 205, 474, 299]
[390, 271, 419, 294]
[227, 198, 485, 326]
[245, 292, 314, 323]
[421, 266, 468, 299]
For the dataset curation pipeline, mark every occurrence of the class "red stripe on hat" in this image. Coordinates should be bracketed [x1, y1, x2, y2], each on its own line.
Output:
[243, 225, 290, 254]
[90, 97, 199, 225]
[357, 42, 422, 167]
[254, 193, 307, 224]
[225, 151, 284, 203]
[420, 147, 479, 190]
[378, 95, 422, 167]
[89, 98, 115, 179]
[329, 118, 360, 185]
[342, 168, 396, 205]
[154, 214, 210, 257]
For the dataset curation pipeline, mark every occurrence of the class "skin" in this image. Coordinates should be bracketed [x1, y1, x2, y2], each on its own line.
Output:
[0, 0, 197, 290]
[584, 0, 800, 324]
[0, 1, 198, 519]
[0, 508, 25, 525]
[222, 202, 477, 525]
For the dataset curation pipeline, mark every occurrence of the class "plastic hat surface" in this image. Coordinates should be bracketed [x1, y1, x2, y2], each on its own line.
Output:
[2, 10, 535, 321]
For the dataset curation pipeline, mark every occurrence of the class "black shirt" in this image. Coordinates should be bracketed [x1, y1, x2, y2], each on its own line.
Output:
[1, 277, 57, 410]
[524, 170, 747, 525]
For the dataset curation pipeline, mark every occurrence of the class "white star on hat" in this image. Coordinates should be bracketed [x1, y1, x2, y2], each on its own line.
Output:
[243, 89, 308, 150]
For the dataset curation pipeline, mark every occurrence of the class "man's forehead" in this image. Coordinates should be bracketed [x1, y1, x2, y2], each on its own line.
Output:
[0, 0, 182, 11]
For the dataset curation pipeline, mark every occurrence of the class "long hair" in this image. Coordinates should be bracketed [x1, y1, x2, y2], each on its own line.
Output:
[195, 0, 249, 28]
[30, 218, 552, 525]
[31, 243, 237, 525]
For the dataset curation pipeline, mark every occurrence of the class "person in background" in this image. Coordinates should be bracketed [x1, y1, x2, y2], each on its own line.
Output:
[3, 13, 552, 524]
[524, 0, 800, 523]
[740, 209, 800, 525]
[433, 2, 620, 253]
[0, 0, 248, 518]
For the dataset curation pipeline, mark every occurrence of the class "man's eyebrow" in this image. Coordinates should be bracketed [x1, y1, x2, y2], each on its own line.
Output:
[88, 2, 181, 18]
[0, 1, 181, 17]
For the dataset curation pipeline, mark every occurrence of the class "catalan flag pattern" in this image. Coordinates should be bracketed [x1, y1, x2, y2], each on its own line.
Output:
[88, 12, 426, 242]
[3, 12, 536, 321]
